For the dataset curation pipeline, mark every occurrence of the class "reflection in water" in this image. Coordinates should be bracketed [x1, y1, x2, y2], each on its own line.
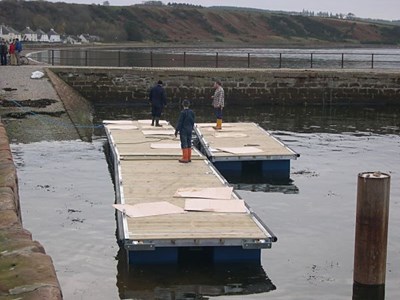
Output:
[232, 182, 299, 194]
[352, 283, 385, 300]
[116, 249, 276, 299]
[221, 168, 299, 194]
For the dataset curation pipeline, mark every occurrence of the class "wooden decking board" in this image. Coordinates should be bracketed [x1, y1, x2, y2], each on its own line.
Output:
[104, 120, 272, 244]
[127, 214, 266, 240]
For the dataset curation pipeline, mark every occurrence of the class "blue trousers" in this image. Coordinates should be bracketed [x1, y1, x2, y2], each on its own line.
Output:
[151, 105, 163, 118]
[0, 54, 7, 65]
[180, 132, 192, 149]
[214, 107, 223, 119]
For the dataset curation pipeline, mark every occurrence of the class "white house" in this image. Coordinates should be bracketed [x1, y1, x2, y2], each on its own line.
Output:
[0, 25, 9, 40]
[35, 29, 49, 42]
[63, 35, 81, 45]
[22, 27, 37, 42]
[78, 33, 102, 44]
[48, 28, 61, 43]
[0, 25, 21, 42]
[78, 34, 90, 44]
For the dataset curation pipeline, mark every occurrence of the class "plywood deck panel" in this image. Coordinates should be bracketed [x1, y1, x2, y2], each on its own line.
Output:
[107, 121, 202, 159]
[195, 122, 298, 159]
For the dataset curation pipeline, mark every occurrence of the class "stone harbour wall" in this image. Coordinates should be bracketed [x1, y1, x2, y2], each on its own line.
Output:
[0, 122, 62, 299]
[46, 68, 94, 142]
[51, 67, 400, 106]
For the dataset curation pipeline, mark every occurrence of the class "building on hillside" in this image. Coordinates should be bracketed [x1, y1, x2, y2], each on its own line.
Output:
[0, 25, 10, 41]
[63, 35, 81, 44]
[48, 28, 61, 43]
[7, 26, 21, 41]
[0, 25, 21, 42]
[0, 25, 9, 40]
[36, 29, 50, 42]
[1, 25, 101, 44]
[78, 34, 90, 44]
[78, 34, 102, 44]
[22, 27, 37, 42]
[140, 1, 164, 6]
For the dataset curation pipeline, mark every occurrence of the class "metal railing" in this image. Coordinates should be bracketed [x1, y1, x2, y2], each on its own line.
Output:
[30, 49, 400, 69]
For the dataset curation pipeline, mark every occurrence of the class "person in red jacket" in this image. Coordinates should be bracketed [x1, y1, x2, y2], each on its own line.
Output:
[9, 40, 16, 65]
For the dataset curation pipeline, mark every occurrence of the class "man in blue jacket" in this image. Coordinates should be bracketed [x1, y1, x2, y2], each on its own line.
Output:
[149, 80, 167, 126]
[15, 38, 22, 66]
[175, 99, 195, 163]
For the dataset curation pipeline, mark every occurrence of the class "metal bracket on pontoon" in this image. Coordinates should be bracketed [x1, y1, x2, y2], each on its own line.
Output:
[125, 240, 155, 251]
[242, 239, 273, 249]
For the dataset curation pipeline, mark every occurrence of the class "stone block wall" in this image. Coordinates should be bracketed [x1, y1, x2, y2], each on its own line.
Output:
[0, 123, 63, 299]
[51, 67, 400, 106]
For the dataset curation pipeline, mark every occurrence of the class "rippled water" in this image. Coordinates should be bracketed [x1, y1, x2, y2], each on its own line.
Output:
[10, 104, 400, 300]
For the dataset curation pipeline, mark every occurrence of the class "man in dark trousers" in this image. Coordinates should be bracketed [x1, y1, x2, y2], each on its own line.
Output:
[0, 39, 8, 65]
[211, 80, 224, 130]
[149, 80, 167, 126]
[175, 99, 195, 163]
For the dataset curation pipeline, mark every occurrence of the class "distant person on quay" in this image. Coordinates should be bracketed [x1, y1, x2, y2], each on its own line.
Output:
[15, 38, 22, 65]
[149, 80, 167, 127]
[0, 39, 8, 65]
[175, 99, 195, 163]
[211, 80, 224, 130]
[8, 39, 16, 65]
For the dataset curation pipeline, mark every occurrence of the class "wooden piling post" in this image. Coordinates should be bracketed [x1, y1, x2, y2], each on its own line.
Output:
[353, 171, 390, 299]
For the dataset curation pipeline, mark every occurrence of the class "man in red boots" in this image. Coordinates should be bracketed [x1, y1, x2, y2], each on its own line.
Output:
[175, 99, 195, 163]
[211, 80, 224, 130]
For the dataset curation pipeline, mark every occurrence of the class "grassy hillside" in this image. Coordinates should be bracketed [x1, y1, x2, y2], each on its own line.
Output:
[1, 0, 400, 45]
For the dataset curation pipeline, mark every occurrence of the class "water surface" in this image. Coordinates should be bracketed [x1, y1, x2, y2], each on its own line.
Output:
[10, 104, 400, 300]
[30, 47, 400, 69]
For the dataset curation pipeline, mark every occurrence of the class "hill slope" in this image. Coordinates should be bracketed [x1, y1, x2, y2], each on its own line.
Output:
[1, 1, 400, 45]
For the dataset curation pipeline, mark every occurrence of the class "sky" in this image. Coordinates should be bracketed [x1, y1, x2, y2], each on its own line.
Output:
[50, 0, 400, 21]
